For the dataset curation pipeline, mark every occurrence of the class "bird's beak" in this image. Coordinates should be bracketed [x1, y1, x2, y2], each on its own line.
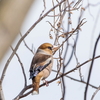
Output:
[52, 45, 59, 53]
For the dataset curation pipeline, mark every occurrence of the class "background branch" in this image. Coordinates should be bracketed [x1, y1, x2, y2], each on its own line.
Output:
[0, 0, 34, 61]
[84, 33, 100, 100]
[14, 54, 100, 99]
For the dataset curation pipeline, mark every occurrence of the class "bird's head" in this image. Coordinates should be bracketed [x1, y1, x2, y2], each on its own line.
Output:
[38, 43, 58, 55]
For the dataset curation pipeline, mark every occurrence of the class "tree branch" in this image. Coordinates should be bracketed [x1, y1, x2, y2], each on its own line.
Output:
[14, 55, 100, 99]
[84, 33, 100, 100]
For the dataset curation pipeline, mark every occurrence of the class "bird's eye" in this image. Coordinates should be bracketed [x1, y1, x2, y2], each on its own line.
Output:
[48, 46, 52, 50]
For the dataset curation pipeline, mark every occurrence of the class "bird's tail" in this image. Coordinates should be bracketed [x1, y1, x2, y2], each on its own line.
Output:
[32, 78, 40, 95]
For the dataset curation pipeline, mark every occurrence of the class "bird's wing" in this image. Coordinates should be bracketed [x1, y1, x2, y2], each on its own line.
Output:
[29, 53, 51, 79]
[31, 53, 51, 66]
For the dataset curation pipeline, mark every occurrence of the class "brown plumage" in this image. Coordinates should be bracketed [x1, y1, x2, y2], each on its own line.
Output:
[30, 43, 56, 95]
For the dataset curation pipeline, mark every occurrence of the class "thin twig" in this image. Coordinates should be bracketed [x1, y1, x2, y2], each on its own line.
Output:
[10, 46, 27, 87]
[39, 0, 46, 18]
[52, 69, 98, 89]
[20, 33, 34, 55]
[91, 86, 100, 100]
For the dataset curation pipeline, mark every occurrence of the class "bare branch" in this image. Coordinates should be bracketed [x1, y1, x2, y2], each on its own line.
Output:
[0, 0, 34, 61]
[14, 55, 100, 99]
[91, 86, 100, 100]
[52, 69, 98, 89]
[84, 33, 100, 100]
[20, 33, 34, 55]
[10, 46, 27, 87]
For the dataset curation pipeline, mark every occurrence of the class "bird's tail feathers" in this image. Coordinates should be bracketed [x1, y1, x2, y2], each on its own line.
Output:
[32, 90, 39, 95]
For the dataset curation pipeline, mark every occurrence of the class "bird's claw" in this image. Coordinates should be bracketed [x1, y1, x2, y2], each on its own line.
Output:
[43, 80, 49, 86]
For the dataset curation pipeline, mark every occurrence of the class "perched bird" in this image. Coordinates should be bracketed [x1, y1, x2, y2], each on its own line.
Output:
[29, 43, 58, 95]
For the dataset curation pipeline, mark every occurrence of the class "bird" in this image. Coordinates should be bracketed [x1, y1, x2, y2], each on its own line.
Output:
[29, 43, 58, 95]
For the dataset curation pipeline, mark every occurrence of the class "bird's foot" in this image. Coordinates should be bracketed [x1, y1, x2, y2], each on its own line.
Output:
[43, 80, 49, 87]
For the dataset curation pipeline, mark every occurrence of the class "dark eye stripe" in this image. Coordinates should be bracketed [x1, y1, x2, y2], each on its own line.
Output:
[48, 46, 52, 50]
